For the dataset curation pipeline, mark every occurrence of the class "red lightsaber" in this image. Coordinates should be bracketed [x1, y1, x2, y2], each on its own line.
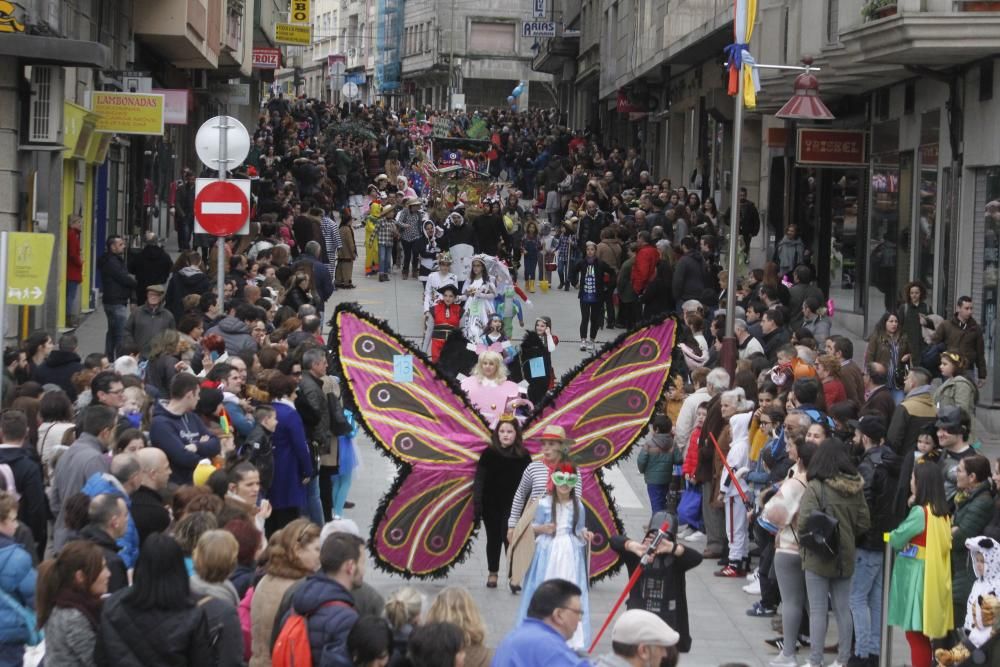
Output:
[709, 432, 752, 509]
[587, 516, 672, 653]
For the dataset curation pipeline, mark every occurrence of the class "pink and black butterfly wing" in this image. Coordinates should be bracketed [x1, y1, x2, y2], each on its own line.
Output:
[334, 304, 491, 577]
[524, 316, 677, 580]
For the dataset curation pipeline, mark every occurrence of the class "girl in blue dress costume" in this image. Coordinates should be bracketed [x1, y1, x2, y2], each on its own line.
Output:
[517, 462, 590, 649]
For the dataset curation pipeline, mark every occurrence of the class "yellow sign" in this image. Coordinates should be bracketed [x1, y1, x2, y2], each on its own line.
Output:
[90, 92, 165, 136]
[6, 232, 54, 306]
[290, 0, 310, 23]
[0, 1, 24, 32]
[63, 101, 100, 159]
[275, 23, 312, 45]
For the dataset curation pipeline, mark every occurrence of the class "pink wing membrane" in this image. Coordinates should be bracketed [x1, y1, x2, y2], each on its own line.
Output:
[524, 318, 677, 578]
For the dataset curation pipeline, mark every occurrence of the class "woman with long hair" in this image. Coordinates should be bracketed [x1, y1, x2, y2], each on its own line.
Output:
[950, 455, 994, 628]
[473, 417, 532, 589]
[898, 281, 933, 366]
[38, 390, 75, 480]
[887, 461, 952, 667]
[36, 541, 109, 666]
[762, 261, 791, 307]
[866, 311, 912, 401]
[814, 354, 848, 409]
[934, 351, 978, 440]
[796, 438, 871, 667]
[516, 461, 590, 649]
[281, 271, 314, 312]
[145, 330, 188, 395]
[385, 586, 424, 662]
[519, 317, 557, 405]
[574, 241, 614, 353]
[97, 533, 214, 664]
[249, 519, 321, 667]
[461, 257, 497, 341]
[425, 587, 493, 667]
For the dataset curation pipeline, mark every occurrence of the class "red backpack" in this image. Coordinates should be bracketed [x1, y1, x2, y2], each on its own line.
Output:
[272, 600, 351, 667]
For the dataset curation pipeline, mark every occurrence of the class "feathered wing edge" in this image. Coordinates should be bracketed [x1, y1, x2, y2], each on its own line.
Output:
[527, 311, 681, 584]
[330, 301, 486, 579]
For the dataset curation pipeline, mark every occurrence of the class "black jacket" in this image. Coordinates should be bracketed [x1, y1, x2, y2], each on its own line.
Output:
[79, 524, 129, 593]
[296, 372, 333, 455]
[96, 590, 214, 667]
[165, 268, 213, 320]
[0, 445, 46, 557]
[128, 245, 173, 299]
[443, 220, 478, 254]
[642, 259, 675, 317]
[472, 214, 506, 256]
[856, 444, 900, 550]
[30, 351, 83, 399]
[574, 258, 614, 302]
[97, 252, 136, 306]
[129, 485, 170, 546]
[671, 251, 706, 304]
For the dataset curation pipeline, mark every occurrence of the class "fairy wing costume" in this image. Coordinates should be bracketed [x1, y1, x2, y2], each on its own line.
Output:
[333, 303, 677, 580]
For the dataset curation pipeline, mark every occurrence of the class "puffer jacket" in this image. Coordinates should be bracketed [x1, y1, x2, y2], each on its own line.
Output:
[857, 444, 901, 551]
[44, 606, 97, 666]
[206, 316, 258, 356]
[96, 589, 214, 666]
[796, 473, 870, 579]
[282, 574, 357, 667]
[636, 433, 677, 486]
[0, 536, 35, 644]
[952, 483, 995, 609]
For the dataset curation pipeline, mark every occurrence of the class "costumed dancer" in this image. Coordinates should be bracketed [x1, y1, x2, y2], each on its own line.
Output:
[516, 463, 591, 650]
[479, 315, 517, 368]
[965, 536, 1000, 648]
[364, 202, 382, 277]
[429, 284, 463, 363]
[609, 511, 703, 653]
[716, 390, 754, 577]
[507, 426, 585, 593]
[415, 219, 443, 283]
[520, 317, 557, 406]
[423, 252, 459, 312]
[442, 208, 476, 290]
[473, 415, 532, 590]
[495, 283, 529, 339]
[459, 350, 524, 427]
[461, 256, 497, 341]
[886, 460, 953, 667]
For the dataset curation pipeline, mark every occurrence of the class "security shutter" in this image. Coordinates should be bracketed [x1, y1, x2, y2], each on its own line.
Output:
[28, 66, 60, 144]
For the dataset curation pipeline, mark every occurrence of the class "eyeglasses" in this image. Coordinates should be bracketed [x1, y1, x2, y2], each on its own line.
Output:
[759, 420, 773, 427]
[291, 371, 303, 377]
[559, 606, 584, 616]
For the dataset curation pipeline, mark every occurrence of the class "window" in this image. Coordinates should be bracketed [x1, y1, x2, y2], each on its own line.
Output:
[468, 22, 515, 54]
[426, 22, 433, 52]
[980, 59, 994, 102]
[826, 0, 839, 44]
[904, 82, 915, 114]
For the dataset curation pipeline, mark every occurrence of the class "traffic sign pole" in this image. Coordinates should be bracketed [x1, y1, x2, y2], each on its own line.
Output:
[216, 115, 229, 305]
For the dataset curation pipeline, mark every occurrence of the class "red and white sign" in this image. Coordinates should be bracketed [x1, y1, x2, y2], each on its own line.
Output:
[796, 129, 867, 166]
[194, 179, 251, 236]
[252, 47, 282, 70]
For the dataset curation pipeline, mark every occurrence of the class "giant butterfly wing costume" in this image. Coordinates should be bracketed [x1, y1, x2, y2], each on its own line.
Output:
[333, 302, 677, 580]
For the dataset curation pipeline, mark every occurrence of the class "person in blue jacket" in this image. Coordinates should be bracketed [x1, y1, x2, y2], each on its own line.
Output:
[266, 373, 315, 535]
[207, 362, 255, 441]
[81, 453, 142, 570]
[148, 374, 228, 485]
[492, 578, 590, 667]
[278, 532, 363, 667]
[0, 491, 37, 665]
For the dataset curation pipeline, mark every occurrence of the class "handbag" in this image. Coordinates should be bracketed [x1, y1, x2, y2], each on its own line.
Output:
[677, 481, 704, 531]
[799, 483, 840, 560]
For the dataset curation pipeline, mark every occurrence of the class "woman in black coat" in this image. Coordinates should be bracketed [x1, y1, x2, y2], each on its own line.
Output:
[574, 241, 615, 353]
[642, 243, 675, 319]
[165, 250, 213, 321]
[473, 419, 531, 589]
[519, 318, 556, 406]
[281, 270, 315, 312]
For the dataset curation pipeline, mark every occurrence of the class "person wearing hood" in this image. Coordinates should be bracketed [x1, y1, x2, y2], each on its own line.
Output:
[124, 285, 176, 358]
[637, 415, 681, 519]
[952, 455, 995, 630]
[148, 374, 226, 486]
[128, 232, 173, 299]
[205, 303, 262, 356]
[165, 250, 213, 321]
[715, 390, 754, 578]
[887, 367, 937, 457]
[415, 219, 443, 283]
[797, 438, 871, 667]
[31, 333, 83, 399]
[274, 532, 363, 667]
[671, 236, 707, 308]
[97, 235, 137, 360]
[963, 536, 1000, 648]
[0, 490, 36, 665]
[848, 415, 901, 667]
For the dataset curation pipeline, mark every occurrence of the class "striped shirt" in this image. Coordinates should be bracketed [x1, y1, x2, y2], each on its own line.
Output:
[507, 460, 584, 528]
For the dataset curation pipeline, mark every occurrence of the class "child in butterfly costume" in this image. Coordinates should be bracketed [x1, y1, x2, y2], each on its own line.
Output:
[517, 463, 591, 650]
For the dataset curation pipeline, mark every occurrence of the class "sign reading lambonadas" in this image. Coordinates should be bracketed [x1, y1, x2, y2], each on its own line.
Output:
[90, 92, 165, 135]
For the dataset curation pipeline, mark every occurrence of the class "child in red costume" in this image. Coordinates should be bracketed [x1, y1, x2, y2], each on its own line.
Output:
[430, 284, 462, 362]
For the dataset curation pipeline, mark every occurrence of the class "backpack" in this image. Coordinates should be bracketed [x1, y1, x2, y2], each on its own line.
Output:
[273, 600, 351, 667]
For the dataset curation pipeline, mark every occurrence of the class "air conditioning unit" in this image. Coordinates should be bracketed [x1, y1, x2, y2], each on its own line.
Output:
[347, 47, 357, 58]
[27, 66, 60, 144]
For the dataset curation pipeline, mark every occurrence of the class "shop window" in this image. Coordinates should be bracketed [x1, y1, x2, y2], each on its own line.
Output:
[875, 89, 890, 120]
[974, 168, 1000, 401]
[916, 109, 940, 298]
[826, 0, 839, 44]
[904, 82, 915, 115]
[469, 22, 515, 54]
[981, 60, 994, 102]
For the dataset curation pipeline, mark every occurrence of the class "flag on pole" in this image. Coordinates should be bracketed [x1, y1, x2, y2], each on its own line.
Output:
[726, 0, 761, 109]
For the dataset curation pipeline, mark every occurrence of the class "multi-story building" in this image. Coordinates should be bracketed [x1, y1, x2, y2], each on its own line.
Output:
[541, 0, 1000, 415]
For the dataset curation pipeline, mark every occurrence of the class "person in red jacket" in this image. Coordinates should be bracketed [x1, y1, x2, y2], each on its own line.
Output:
[631, 230, 660, 296]
[66, 214, 83, 322]
[430, 284, 463, 362]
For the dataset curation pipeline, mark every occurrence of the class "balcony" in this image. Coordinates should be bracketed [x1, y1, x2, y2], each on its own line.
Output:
[841, 0, 1000, 65]
[134, 0, 220, 69]
[219, 0, 252, 75]
[532, 32, 580, 74]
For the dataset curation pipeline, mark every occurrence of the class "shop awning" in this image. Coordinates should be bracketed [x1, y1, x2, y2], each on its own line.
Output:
[0, 34, 110, 68]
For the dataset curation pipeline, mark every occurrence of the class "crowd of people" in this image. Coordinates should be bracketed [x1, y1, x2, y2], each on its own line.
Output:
[0, 94, 990, 667]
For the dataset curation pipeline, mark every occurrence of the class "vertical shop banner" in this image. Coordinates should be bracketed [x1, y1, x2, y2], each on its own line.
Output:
[375, 0, 403, 92]
[290, 0, 310, 23]
[6, 233, 54, 305]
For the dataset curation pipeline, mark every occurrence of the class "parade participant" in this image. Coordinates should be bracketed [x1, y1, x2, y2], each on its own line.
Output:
[715, 389, 754, 578]
[423, 252, 459, 313]
[461, 256, 497, 340]
[375, 205, 397, 283]
[609, 512, 702, 653]
[474, 416, 532, 589]
[459, 351, 523, 427]
[516, 462, 590, 650]
[363, 202, 381, 278]
[335, 209, 357, 289]
[963, 536, 1000, 648]
[519, 317, 557, 405]
[395, 197, 426, 280]
[430, 285, 463, 363]
[415, 219, 443, 283]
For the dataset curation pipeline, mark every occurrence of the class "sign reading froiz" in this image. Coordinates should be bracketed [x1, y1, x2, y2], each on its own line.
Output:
[522, 20, 556, 37]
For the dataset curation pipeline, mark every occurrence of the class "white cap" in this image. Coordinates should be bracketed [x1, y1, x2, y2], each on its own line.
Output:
[611, 609, 680, 647]
[320, 518, 361, 546]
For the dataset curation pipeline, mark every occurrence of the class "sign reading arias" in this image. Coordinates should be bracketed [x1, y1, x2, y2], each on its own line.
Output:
[90, 92, 165, 135]
[290, 0, 310, 23]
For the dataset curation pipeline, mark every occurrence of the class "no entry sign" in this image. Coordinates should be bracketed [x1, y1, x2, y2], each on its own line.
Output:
[194, 179, 251, 236]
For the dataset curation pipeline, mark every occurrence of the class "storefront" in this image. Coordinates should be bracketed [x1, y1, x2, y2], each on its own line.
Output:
[972, 168, 1000, 403]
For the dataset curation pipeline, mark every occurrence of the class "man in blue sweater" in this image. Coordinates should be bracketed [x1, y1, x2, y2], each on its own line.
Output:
[492, 579, 591, 667]
[149, 374, 229, 485]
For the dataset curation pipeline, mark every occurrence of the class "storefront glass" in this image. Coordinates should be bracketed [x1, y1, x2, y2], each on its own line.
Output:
[916, 110, 940, 297]
[974, 168, 1000, 402]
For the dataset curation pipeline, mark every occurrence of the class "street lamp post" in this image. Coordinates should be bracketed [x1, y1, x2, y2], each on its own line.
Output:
[720, 57, 834, 377]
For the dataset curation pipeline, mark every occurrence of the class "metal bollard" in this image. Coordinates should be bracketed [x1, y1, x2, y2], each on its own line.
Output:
[880, 532, 893, 667]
